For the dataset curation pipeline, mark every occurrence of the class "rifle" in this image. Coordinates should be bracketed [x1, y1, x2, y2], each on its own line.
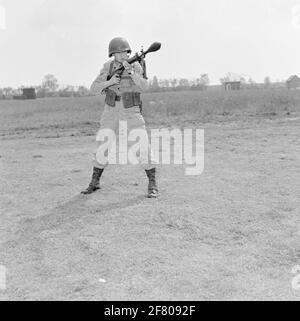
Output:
[107, 42, 161, 81]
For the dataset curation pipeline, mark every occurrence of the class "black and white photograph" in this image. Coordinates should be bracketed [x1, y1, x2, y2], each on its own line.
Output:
[0, 0, 300, 304]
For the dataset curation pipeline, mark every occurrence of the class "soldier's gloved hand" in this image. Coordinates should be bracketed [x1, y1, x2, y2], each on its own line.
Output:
[122, 61, 133, 74]
[109, 74, 121, 86]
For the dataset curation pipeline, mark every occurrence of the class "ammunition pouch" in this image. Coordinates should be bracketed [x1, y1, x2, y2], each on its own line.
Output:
[122, 92, 141, 109]
[105, 89, 117, 107]
[105, 89, 141, 109]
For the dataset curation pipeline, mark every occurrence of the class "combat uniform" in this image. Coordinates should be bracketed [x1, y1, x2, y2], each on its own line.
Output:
[81, 38, 158, 197]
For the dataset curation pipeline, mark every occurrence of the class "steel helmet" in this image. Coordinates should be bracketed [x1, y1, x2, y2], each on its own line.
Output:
[108, 37, 132, 57]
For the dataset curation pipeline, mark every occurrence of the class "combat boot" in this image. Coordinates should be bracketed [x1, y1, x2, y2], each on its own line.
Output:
[145, 168, 158, 198]
[81, 167, 104, 195]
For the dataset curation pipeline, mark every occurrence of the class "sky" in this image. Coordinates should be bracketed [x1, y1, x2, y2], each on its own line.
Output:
[0, 0, 300, 87]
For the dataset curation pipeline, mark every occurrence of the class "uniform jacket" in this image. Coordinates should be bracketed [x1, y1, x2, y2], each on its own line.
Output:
[90, 59, 148, 96]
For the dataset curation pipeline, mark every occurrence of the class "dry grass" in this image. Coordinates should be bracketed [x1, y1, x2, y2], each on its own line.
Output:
[0, 89, 299, 138]
[142, 89, 300, 125]
[1, 88, 300, 300]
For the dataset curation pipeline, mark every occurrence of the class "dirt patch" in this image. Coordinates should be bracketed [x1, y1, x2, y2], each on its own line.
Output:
[0, 115, 300, 300]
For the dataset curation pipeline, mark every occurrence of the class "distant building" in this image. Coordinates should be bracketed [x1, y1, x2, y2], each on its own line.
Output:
[225, 81, 241, 91]
[286, 75, 300, 90]
[22, 88, 36, 99]
[13, 87, 36, 100]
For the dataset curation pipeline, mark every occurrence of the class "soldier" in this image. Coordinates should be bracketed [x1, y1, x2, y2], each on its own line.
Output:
[81, 37, 158, 198]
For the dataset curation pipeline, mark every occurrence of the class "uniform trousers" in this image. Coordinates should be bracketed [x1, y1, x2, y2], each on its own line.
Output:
[93, 101, 157, 170]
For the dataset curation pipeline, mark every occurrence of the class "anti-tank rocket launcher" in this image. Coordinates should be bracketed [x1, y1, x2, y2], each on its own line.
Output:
[107, 42, 161, 80]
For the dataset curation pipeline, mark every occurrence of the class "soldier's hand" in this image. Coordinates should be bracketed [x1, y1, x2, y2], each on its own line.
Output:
[109, 74, 121, 86]
[123, 61, 133, 73]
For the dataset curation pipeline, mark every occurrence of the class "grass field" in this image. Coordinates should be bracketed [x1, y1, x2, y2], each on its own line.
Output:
[1, 89, 299, 138]
[0, 89, 300, 300]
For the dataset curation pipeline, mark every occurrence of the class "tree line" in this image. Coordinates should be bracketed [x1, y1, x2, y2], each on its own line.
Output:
[147, 74, 210, 92]
[0, 73, 284, 99]
[0, 73, 211, 98]
[0, 74, 90, 99]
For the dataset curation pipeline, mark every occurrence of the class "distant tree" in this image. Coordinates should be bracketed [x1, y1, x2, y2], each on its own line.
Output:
[264, 76, 271, 88]
[170, 78, 177, 88]
[162, 79, 170, 88]
[16, 86, 24, 95]
[178, 78, 190, 87]
[158, 79, 165, 88]
[42, 74, 59, 92]
[220, 72, 236, 84]
[77, 86, 90, 96]
[220, 75, 230, 84]
[220, 72, 246, 85]
[197, 74, 210, 90]
[58, 85, 76, 98]
[36, 85, 47, 98]
[240, 76, 246, 85]
[68, 85, 75, 92]
[149, 76, 160, 91]
[247, 77, 256, 86]
[3, 87, 13, 96]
